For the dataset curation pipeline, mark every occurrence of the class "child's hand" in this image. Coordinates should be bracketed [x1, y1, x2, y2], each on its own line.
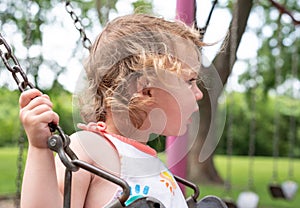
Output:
[19, 89, 59, 149]
[77, 121, 107, 134]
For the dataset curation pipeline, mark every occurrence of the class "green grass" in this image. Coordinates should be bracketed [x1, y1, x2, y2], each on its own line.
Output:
[0, 147, 23, 196]
[195, 155, 300, 208]
[1, 148, 299, 207]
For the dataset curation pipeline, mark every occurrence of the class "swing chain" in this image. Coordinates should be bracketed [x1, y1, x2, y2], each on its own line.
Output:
[65, 1, 92, 50]
[0, 32, 79, 172]
[194, 0, 218, 41]
[0, 33, 35, 92]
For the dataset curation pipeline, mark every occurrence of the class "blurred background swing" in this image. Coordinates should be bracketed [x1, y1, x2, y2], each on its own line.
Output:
[222, 69, 259, 208]
[236, 71, 259, 208]
[268, 44, 299, 200]
[222, 88, 237, 208]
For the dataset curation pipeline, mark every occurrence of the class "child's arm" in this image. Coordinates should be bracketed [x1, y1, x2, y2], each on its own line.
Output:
[55, 131, 121, 207]
[19, 89, 62, 208]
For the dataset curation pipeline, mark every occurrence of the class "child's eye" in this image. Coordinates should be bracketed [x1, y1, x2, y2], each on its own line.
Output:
[186, 78, 197, 86]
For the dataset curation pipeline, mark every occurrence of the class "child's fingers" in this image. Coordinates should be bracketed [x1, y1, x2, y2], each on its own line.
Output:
[19, 89, 43, 108]
[21, 108, 59, 131]
[20, 92, 53, 112]
[30, 104, 54, 117]
[23, 96, 53, 111]
[35, 110, 60, 126]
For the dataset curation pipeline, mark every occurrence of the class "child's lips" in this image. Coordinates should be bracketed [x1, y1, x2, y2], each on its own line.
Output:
[187, 108, 198, 124]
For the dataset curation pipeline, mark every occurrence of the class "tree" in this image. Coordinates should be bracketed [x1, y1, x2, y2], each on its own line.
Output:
[187, 0, 253, 184]
[188, 0, 300, 184]
[240, 0, 300, 95]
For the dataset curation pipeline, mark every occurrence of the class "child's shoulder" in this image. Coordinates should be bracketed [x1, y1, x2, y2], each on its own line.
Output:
[69, 130, 120, 173]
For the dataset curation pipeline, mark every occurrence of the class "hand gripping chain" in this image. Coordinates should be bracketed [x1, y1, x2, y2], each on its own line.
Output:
[0, 32, 131, 208]
[0, 33, 78, 171]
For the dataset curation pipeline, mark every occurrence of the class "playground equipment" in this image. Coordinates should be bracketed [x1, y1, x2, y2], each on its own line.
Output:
[222, 78, 259, 208]
[236, 82, 259, 208]
[268, 44, 298, 200]
[0, 0, 228, 207]
[222, 90, 237, 208]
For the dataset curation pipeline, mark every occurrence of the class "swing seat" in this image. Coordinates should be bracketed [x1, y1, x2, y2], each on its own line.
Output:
[269, 184, 285, 198]
[281, 180, 298, 199]
[186, 195, 228, 208]
[269, 180, 298, 200]
[236, 191, 259, 208]
[196, 195, 228, 208]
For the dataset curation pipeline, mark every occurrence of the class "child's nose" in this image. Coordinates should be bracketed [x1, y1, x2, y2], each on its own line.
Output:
[193, 85, 203, 101]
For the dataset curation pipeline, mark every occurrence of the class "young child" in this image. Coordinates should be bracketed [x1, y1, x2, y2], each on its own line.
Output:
[19, 13, 204, 208]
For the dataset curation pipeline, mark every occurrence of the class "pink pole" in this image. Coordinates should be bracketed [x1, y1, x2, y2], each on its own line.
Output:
[166, 0, 195, 195]
[175, 0, 195, 26]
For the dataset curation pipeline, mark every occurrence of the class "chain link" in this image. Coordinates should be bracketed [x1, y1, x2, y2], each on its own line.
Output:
[0, 33, 35, 92]
[0, 31, 78, 165]
[65, 1, 92, 50]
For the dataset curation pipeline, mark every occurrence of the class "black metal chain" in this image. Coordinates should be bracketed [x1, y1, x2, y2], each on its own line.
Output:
[0, 34, 35, 92]
[65, 0, 92, 50]
[0, 32, 78, 168]
[0, 32, 82, 208]
[14, 2, 33, 206]
[194, 0, 218, 41]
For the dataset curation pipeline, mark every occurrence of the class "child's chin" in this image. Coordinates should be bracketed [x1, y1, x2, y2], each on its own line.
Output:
[170, 127, 188, 137]
[159, 125, 188, 137]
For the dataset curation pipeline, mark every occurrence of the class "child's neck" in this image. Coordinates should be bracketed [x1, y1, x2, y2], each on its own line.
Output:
[105, 116, 149, 144]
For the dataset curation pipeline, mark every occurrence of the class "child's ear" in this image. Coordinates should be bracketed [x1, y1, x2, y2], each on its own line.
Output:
[142, 88, 152, 97]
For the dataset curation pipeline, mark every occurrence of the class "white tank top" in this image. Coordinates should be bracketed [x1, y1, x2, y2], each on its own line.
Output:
[104, 133, 188, 208]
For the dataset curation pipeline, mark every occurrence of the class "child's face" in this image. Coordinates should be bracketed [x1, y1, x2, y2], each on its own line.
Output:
[145, 70, 203, 137]
[145, 39, 202, 137]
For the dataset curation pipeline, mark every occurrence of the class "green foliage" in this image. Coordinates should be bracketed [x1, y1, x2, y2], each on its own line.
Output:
[148, 134, 166, 152]
[0, 88, 21, 146]
[216, 90, 300, 157]
[0, 86, 74, 147]
[44, 82, 76, 135]
[232, 0, 300, 158]
[96, 0, 118, 25]
[239, 1, 300, 95]
[132, 0, 153, 14]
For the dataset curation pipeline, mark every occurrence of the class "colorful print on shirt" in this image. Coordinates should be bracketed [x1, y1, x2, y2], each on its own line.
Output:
[160, 171, 177, 195]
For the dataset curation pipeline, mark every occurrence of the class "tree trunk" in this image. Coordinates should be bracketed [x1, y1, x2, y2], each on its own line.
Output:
[187, 0, 253, 184]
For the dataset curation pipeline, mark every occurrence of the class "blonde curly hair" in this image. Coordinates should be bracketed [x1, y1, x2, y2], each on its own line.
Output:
[80, 13, 204, 129]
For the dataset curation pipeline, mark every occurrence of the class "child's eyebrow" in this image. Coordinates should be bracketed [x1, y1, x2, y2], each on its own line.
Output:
[181, 69, 198, 78]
